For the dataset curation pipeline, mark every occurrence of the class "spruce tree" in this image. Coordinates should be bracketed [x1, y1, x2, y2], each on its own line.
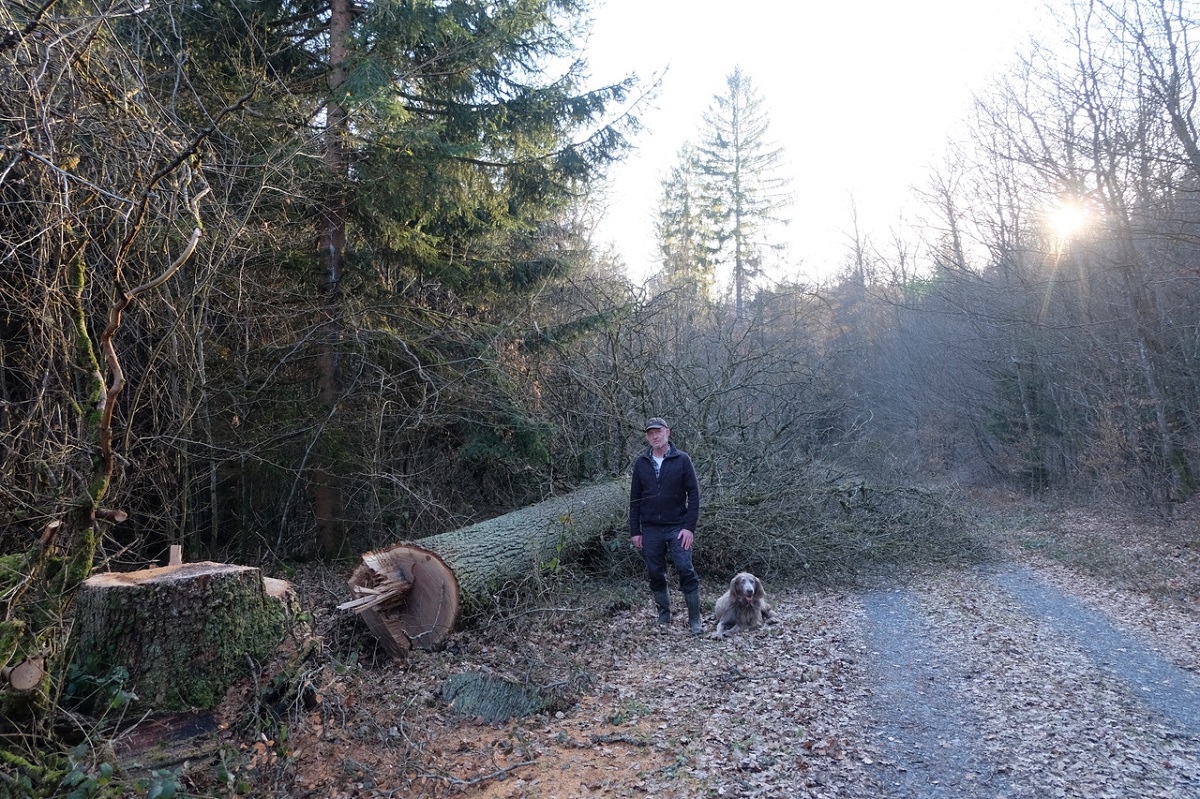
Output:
[24, 0, 642, 559]
[655, 144, 718, 307]
[695, 67, 791, 316]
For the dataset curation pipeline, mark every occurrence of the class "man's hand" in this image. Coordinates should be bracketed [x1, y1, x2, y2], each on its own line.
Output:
[631, 535, 643, 550]
[678, 528, 694, 550]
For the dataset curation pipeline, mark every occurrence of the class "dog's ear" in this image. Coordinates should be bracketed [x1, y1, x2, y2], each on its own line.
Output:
[754, 576, 765, 598]
[730, 574, 741, 591]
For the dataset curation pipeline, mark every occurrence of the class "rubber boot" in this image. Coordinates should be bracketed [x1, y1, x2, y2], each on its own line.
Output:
[652, 588, 672, 625]
[684, 589, 703, 635]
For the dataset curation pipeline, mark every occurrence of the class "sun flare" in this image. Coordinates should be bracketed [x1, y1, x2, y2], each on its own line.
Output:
[1046, 201, 1091, 240]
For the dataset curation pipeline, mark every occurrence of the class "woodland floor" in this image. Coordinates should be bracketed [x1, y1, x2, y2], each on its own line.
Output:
[179, 491, 1200, 798]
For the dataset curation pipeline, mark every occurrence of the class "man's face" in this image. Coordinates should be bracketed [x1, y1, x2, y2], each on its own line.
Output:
[645, 426, 669, 447]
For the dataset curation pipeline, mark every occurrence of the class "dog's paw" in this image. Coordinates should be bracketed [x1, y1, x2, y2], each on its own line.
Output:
[708, 631, 727, 640]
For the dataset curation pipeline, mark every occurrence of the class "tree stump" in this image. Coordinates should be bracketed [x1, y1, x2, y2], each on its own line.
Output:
[71, 562, 292, 712]
[343, 478, 628, 656]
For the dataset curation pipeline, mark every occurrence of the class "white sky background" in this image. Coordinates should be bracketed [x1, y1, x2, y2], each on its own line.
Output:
[582, 0, 1051, 284]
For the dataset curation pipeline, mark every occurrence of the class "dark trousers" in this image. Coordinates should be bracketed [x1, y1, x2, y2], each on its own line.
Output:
[639, 525, 699, 593]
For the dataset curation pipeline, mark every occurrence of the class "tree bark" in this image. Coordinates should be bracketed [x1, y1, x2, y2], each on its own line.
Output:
[315, 0, 351, 557]
[71, 562, 293, 712]
[343, 478, 629, 657]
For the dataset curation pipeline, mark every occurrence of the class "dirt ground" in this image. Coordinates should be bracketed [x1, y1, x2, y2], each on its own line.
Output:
[179, 495, 1200, 798]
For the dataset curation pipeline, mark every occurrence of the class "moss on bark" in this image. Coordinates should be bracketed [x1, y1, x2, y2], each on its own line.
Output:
[70, 563, 287, 712]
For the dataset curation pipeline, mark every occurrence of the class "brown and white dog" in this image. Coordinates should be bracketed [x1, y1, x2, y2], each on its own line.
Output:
[711, 571, 774, 639]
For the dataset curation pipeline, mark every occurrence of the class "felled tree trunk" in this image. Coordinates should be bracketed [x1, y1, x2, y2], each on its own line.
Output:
[343, 478, 628, 657]
[71, 561, 293, 712]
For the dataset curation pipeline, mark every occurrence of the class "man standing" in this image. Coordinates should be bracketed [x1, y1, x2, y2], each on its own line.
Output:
[629, 417, 702, 634]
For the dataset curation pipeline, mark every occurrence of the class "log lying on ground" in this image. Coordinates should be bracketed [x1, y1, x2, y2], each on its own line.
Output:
[342, 478, 628, 657]
[1, 657, 45, 692]
[72, 561, 293, 711]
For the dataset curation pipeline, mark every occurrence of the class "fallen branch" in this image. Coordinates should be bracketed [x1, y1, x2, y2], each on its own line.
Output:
[412, 760, 538, 788]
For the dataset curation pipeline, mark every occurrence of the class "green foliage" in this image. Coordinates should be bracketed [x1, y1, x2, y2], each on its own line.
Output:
[519, 305, 630, 352]
[539, 514, 574, 573]
[140, 767, 185, 799]
[441, 671, 548, 723]
[0, 618, 25, 667]
[60, 754, 117, 799]
[112, 0, 641, 559]
[656, 144, 719, 305]
[319, 0, 639, 294]
[458, 415, 552, 469]
[692, 67, 791, 313]
[0, 748, 62, 798]
[606, 699, 653, 726]
[0, 742, 194, 799]
[64, 663, 138, 716]
[58, 752, 183, 799]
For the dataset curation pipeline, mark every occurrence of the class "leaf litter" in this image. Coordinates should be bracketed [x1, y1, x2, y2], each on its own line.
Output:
[227, 501, 1200, 798]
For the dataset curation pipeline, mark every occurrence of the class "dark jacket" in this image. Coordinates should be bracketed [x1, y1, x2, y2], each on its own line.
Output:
[629, 444, 700, 536]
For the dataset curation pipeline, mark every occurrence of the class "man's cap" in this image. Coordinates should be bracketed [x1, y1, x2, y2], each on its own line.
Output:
[644, 417, 669, 431]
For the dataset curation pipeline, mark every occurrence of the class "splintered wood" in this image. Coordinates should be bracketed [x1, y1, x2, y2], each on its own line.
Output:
[343, 544, 460, 658]
[338, 552, 414, 613]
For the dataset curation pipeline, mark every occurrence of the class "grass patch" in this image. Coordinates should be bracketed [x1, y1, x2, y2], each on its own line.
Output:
[606, 700, 653, 726]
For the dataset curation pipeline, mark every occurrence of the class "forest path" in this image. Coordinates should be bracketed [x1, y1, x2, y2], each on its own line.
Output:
[279, 505, 1200, 799]
[858, 563, 1200, 798]
[442, 554, 1200, 799]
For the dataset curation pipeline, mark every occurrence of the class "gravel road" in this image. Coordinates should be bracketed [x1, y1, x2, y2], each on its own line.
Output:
[856, 563, 1200, 798]
[618, 555, 1200, 799]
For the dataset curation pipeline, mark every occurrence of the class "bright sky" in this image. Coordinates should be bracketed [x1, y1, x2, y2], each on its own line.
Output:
[584, 0, 1050, 283]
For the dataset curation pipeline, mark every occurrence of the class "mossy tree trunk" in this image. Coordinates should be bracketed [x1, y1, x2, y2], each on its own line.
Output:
[70, 563, 290, 712]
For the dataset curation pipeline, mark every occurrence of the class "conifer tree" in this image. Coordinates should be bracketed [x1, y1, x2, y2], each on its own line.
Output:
[15, 0, 642, 559]
[695, 67, 791, 316]
[655, 144, 718, 307]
